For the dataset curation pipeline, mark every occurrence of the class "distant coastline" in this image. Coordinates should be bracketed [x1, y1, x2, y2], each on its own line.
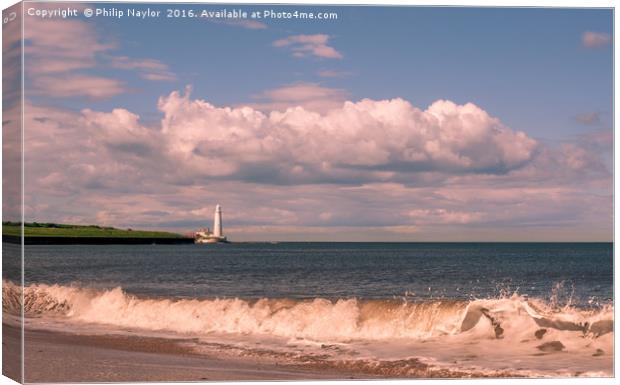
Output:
[2, 222, 194, 245]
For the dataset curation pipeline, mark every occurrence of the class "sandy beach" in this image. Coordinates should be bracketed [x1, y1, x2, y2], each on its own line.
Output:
[2, 323, 21, 382]
[3, 324, 364, 382]
[3, 322, 522, 382]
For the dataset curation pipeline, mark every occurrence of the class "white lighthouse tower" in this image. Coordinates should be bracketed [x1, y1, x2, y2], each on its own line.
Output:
[213, 204, 223, 237]
[194, 204, 228, 244]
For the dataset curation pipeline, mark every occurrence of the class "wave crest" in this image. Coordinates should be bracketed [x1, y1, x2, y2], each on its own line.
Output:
[2, 280, 613, 343]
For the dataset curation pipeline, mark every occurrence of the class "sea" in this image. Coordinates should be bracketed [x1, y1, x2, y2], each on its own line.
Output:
[3, 242, 615, 377]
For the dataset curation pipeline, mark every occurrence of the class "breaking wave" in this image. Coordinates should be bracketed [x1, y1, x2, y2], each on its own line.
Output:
[2, 280, 612, 343]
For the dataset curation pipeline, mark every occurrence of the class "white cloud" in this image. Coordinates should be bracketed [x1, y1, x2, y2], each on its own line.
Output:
[23, 18, 128, 99]
[110, 56, 177, 82]
[109, 56, 167, 71]
[582, 31, 611, 48]
[318, 69, 352, 78]
[153, 88, 538, 185]
[408, 209, 483, 224]
[24, 19, 114, 75]
[25, 87, 539, 192]
[208, 18, 268, 30]
[81, 108, 153, 144]
[273, 34, 343, 59]
[225, 19, 267, 29]
[245, 82, 348, 113]
[23, 85, 536, 195]
[24, 18, 176, 98]
[141, 72, 177, 82]
[32, 75, 128, 100]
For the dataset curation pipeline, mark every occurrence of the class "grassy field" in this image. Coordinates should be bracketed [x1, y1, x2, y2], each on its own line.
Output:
[2, 222, 187, 238]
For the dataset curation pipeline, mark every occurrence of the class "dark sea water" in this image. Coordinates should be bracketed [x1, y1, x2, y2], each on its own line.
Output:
[19, 242, 613, 306]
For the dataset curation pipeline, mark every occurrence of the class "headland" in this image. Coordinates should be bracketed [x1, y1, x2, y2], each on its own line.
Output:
[2, 222, 194, 245]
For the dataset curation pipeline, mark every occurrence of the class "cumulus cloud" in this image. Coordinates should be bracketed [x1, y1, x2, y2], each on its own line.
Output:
[273, 34, 343, 59]
[155, 88, 538, 184]
[582, 31, 611, 48]
[81, 108, 155, 146]
[24, 88, 541, 189]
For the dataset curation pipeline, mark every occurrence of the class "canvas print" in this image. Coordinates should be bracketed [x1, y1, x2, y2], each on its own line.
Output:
[1, 1, 614, 382]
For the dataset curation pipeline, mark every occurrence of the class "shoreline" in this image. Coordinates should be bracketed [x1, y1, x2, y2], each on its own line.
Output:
[3, 238, 612, 245]
[4, 323, 522, 382]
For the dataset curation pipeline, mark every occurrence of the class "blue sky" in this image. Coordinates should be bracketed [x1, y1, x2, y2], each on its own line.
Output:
[47, 5, 613, 139]
[18, 3, 613, 241]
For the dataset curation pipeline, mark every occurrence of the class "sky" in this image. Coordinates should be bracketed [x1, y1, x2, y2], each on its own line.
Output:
[5, 2, 613, 241]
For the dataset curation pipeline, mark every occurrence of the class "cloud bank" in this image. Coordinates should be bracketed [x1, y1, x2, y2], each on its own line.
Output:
[154, 88, 538, 184]
[21, 89, 611, 240]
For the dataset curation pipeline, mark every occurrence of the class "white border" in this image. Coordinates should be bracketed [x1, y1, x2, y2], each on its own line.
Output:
[0, 1, 616, 385]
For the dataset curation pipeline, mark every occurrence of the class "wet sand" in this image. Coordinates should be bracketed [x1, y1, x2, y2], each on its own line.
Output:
[3, 323, 518, 382]
[2, 323, 21, 382]
[4, 324, 363, 382]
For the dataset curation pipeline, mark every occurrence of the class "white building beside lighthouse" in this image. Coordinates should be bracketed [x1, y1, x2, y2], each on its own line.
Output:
[195, 204, 228, 244]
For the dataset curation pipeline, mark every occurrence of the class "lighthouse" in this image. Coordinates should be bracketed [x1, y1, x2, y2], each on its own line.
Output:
[213, 204, 223, 237]
[194, 204, 228, 244]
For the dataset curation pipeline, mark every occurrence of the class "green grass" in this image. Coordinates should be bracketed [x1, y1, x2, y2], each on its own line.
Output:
[2, 222, 186, 238]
